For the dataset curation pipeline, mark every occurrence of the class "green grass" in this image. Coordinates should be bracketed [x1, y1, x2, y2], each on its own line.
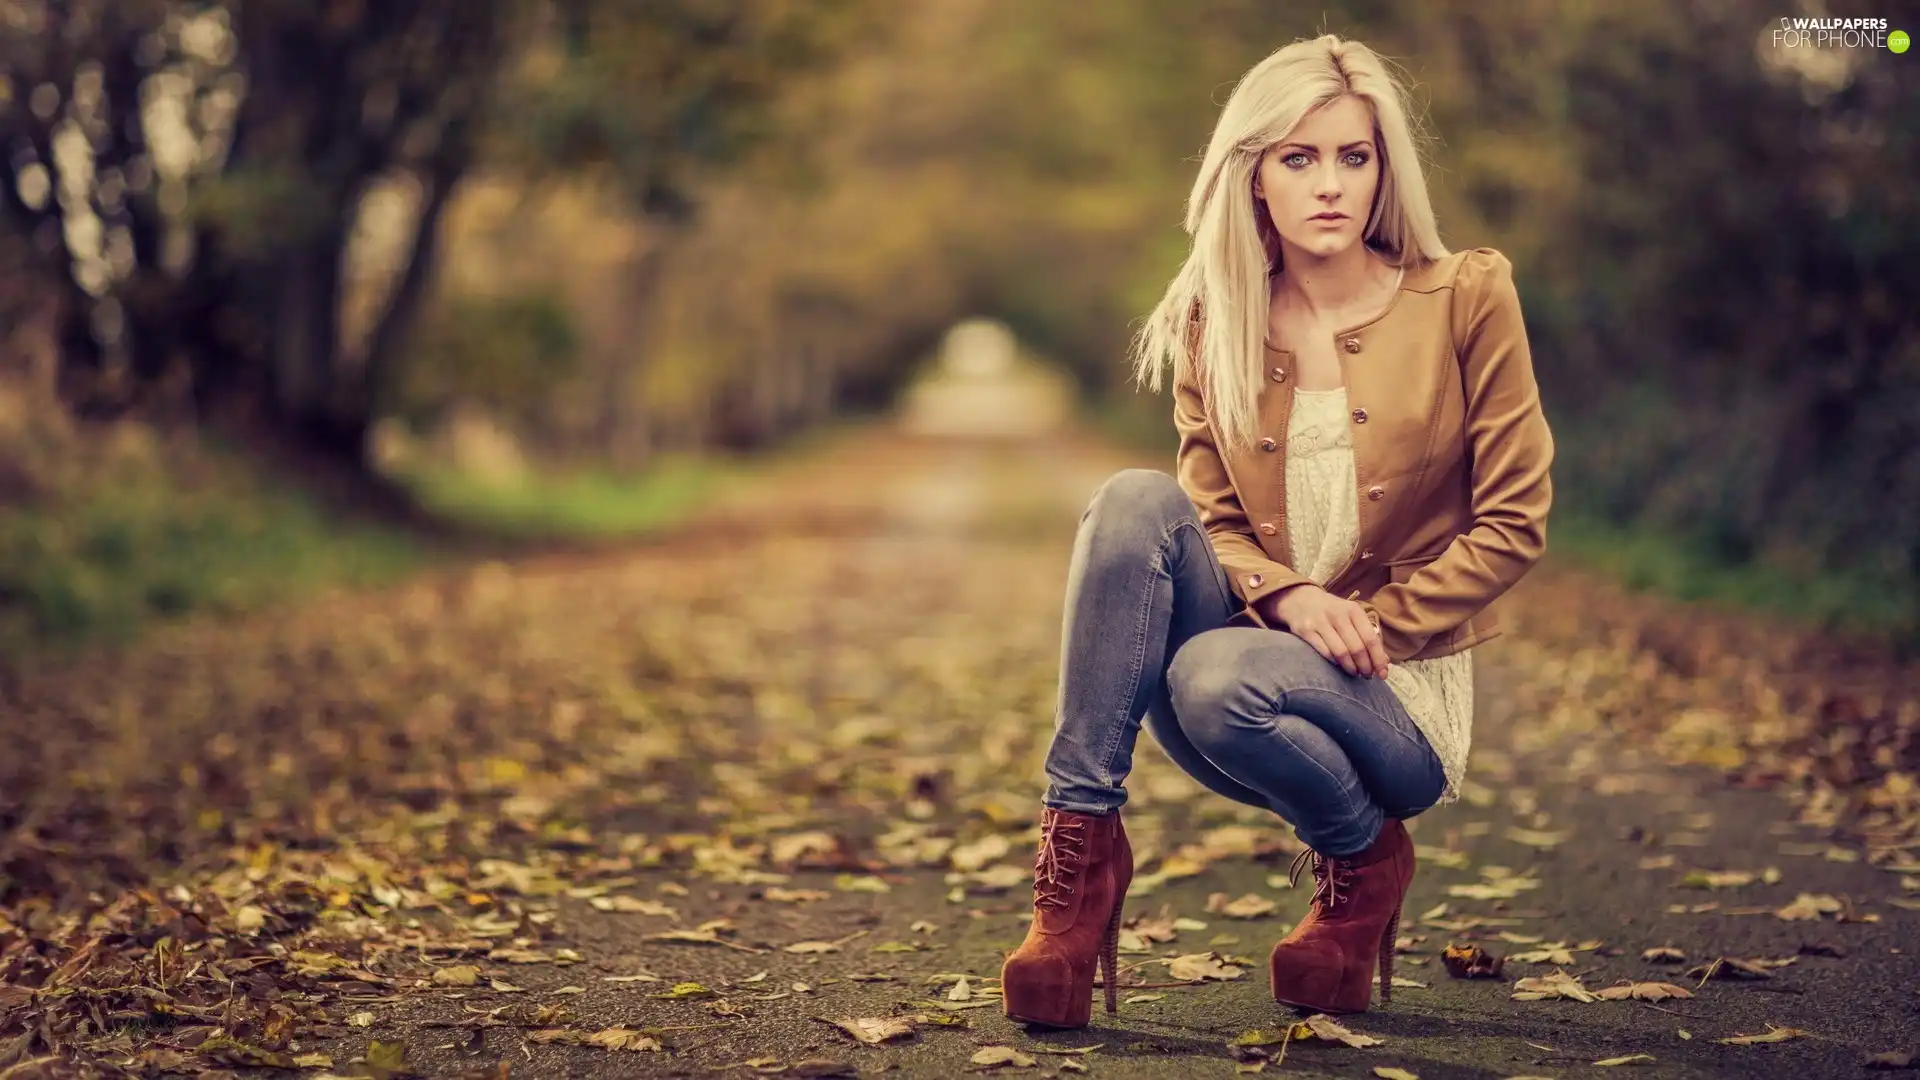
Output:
[0, 452, 423, 657]
[0, 418, 873, 660]
[1546, 509, 1919, 641]
[401, 454, 746, 541]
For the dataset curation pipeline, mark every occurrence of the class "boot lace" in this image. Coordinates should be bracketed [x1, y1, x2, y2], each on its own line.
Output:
[1288, 848, 1357, 911]
[1032, 817, 1089, 910]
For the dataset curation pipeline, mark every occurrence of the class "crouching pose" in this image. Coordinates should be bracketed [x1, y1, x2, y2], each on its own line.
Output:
[1000, 32, 1555, 1028]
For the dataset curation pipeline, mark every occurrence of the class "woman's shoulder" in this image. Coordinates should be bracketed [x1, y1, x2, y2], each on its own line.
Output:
[1405, 247, 1513, 297]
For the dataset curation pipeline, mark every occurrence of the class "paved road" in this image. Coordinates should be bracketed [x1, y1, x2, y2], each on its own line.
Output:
[314, 409, 1920, 1080]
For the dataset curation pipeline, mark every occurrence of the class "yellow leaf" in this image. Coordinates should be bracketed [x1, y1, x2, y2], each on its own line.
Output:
[431, 965, 480, 987]
[1719, 1025, 1811, 1045]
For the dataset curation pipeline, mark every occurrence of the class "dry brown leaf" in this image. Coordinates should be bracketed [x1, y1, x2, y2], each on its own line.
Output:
[826, 1016, 915, 1044]
[1719, 1025, 1811, 1045]
[587, 1027, 663, 1052]
[1511, 969, 1597, 1002]
[1441, 944, 1505, 979]
[1641, 946, 1686, 963]
[1300, 1014, 1384, 1048]
[1167, 952, 1245, 981]
[588, 896, 679, 917]
[1594, 1054, 1656, 1066]
[1774, 893, 1843, 921]
[1374, 1068, 1420, 1080]
[431, 965, 481, 987]
[1595, 981, 1694, 1002]
[971, 1045, 1037, 1068]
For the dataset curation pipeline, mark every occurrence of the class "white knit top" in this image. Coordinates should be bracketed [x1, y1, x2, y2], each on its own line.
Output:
[1286, 385, 1473, 804]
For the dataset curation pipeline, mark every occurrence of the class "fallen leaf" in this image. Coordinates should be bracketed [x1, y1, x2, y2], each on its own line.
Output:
[588, 1027, 664, 1051]
[432, 965, 481, 988]
[489, 978, 525, 993]
[826, 1017, 915, 1044]
[1301, 1014, 1384, 1048]
[1374, 1068, 1420, 1080]
[1511, 970, 1597, 1002]
[1864, 1050, 1917, 1069]
[1505, 827, 1570, 849]
[1595, 981, 1693, 1002]
[834, 874, 891, 894]
[764, 888, 832, 903]
[1594, 1053, 1656, 1066]
[1774, 893, 1843, 921]
[1441, 944, 1504, 979]
[1167, 952, 1245, 981]
[1685, 956, 1790, 981]
[649, 982, 717, 1000]
[785, 941, 842, 954]
[1207, 892, 1278, 919]
[1678, 869, 1755, 889]
[1719, 1025, 1811, 1045]
[588, 896, 679, 917]
[1509, 942, 1579, 965]
[1123, 993, 1165, 1004]
[1641, 946, 1686, 963]
[971, 1045, 1037, 1068]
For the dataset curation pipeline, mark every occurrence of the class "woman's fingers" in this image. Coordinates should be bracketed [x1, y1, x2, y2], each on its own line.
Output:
[1300, 627, 1348, 675]
[1361, 618, 1392, 677]
[1308, 624, 1360, 676]
[1329, 618, 1375, 678]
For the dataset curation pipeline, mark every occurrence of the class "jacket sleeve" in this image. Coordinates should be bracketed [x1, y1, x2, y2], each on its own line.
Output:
[1360, 248, 1555, 661]
[1172, 369, 1317, 620]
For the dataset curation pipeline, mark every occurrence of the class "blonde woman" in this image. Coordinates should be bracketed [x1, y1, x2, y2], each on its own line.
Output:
[1001, 34, 1554, 1027]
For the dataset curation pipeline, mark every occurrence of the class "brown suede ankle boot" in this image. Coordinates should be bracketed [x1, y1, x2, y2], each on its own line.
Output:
[1000, 808, 1134, 1028]
[1268, 818, 1415, 1014]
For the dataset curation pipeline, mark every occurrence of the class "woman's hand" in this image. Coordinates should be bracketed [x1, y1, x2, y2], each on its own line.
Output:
[1268, 584, 1393, 678]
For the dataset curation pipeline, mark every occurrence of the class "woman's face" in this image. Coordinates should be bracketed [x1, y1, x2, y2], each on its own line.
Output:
[1253, 94, 1381, 261]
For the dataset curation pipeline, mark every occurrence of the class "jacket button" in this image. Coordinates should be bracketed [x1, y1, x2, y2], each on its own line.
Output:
[1359, 548, 1374, 559]
[1351, 407, 1368, 423]
[1367, 485, 1385, 500]
[1342, 337, 1362, 353]
[1269, 367, 1287, 382]
[1258, 522, 1277, 535]
[1247, 573, 1265, 589]
[1259, 437, 1277, 452]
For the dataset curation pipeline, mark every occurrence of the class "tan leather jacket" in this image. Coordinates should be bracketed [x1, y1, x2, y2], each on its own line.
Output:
[1173, 247, 1555, 662]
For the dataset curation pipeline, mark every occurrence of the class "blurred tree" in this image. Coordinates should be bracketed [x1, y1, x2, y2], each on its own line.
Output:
[0, 0, 875, 482]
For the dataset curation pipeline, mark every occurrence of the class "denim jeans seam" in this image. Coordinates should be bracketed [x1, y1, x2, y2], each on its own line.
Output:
[1094, 519, 1175, 792]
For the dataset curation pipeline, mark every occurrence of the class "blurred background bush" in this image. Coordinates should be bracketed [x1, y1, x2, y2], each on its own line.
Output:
[1, 0, 1914, 650]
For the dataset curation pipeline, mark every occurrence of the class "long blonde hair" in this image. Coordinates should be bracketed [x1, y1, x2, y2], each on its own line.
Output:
[1130, 34, 1449, 455]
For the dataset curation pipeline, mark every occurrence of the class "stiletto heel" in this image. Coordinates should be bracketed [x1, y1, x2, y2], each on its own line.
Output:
[1100, 897, 1124, 1013]
[1378, 902, 1401, 1003]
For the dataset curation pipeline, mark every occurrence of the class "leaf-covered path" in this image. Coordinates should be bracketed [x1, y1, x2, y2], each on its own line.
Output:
[3, 415, 1917, 1080]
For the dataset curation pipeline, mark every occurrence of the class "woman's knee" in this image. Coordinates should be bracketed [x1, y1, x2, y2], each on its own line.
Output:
[1166, 630, 1264, 755]
[1085, 469, 1192, 536]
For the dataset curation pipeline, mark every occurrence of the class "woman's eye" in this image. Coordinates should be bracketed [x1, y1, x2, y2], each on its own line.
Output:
[1282, 152, 1309, 168]
[1344, 151, 1370, 167]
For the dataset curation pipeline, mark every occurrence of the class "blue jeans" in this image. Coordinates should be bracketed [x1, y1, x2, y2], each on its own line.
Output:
[1040, 469, 1447, 856]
